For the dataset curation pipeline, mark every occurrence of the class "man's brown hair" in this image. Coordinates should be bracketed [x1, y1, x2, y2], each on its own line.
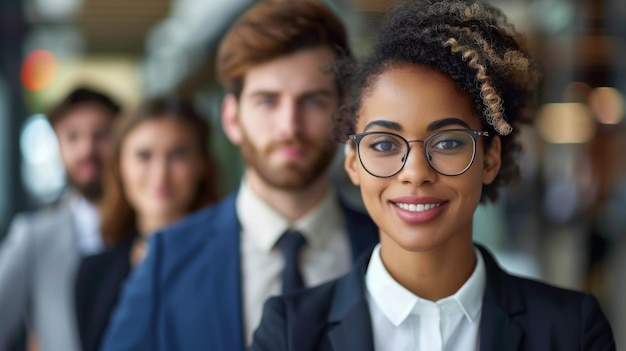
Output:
[216, 0, 351, 98]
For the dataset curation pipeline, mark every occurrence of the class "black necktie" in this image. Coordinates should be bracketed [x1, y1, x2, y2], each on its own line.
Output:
[276, 230, 306, 294]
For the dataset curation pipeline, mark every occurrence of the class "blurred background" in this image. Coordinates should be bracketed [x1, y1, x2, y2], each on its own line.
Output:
[0, 0, 624, 347]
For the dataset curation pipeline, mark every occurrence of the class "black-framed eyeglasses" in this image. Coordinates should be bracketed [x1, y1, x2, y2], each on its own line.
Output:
[349, 129, 489, 177]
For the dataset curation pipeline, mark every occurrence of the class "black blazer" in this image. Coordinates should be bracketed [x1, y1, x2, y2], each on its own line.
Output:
[251, 245, 616, 351]
[75, 238, 133, 351]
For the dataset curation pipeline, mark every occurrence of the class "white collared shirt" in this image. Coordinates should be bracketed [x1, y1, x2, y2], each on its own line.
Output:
[68, 192, 103, 255]
[365, 244, 486, 351]
[238, 179, 351, 346]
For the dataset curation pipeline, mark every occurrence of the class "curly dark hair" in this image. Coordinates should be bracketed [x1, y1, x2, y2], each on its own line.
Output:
[336, 0, 540, 202]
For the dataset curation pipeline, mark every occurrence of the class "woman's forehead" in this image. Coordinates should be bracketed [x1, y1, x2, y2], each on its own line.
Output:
[356, 65, 480, 132]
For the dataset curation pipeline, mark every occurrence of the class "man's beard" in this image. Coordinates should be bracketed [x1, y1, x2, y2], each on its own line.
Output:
[70, 178, 103, 202]
[66, 158, 105, 203]
[239, 131, 337, 191]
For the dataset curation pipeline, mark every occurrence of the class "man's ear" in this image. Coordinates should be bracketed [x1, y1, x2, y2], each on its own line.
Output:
[221, 94, 242, 145]
[482, 136, 502, 185]
[344, 142, 361, 186]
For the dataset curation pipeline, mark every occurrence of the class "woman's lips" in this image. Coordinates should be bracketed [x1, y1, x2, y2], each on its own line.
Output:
[390, 196, 447, 224]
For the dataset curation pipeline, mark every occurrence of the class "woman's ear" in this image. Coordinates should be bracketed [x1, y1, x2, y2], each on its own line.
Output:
[344, 142, 361, 186]
[482, 136, 502, 185]
[221, 94, 242, 145]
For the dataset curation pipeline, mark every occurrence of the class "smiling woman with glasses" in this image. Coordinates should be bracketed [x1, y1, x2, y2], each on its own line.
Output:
[251, 1, 615, 350]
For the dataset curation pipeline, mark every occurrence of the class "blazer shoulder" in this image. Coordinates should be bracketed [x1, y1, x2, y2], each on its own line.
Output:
[156, 193, 238, 246]
[147, 193, 239, 276]
[510, 274, 590, 303]
[504, 273, 615, 349]
[505, 273, 610, 326]
[3, 201, 71, 244]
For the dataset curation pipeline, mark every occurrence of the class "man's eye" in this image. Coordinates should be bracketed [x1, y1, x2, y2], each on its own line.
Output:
[258, 97, 276, 106]
[65, 132, 78, 142]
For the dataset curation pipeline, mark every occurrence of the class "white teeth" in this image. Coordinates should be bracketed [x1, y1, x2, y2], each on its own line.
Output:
[396, 202, 441, 212]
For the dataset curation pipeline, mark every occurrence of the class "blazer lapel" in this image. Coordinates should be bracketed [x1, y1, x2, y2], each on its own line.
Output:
[326, 252, 375, 351]
[200, 194, 245, 351]
[477, 245, 525, 351]
[45, 199, 79, 290]
[40, 198, 81, 350]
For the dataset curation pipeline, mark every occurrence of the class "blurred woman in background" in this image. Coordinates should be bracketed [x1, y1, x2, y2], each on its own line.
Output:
[74, 96, 219, 351]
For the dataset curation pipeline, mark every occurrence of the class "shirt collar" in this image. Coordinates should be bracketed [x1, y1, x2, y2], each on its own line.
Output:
[236, 179, 342, 252]
[69, 192, 100, 230]
[68, 191, 103, 254]
[365, 244, 486, 326]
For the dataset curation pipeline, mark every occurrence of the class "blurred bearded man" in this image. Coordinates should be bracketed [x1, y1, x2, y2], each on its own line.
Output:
[0, 86, 120, 351]
[100, 1, 379, 350]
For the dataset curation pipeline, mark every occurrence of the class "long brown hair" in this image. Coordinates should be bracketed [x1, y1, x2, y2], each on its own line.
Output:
[99, 96, 219, 246]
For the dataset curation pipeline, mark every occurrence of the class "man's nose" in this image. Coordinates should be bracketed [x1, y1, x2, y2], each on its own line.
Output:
[76, 135, 97, 157]
[275, 101, 300, 140]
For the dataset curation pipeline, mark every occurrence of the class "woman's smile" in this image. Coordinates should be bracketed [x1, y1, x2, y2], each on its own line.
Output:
[389, 195, 448, 224]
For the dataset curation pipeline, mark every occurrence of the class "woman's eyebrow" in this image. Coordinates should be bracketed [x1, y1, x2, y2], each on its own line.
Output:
[426, 117, 471, 131]
[363, 120, 403, 132]
[363, 117, 471, 133]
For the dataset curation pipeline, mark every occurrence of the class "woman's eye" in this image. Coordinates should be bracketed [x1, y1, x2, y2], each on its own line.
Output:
[432, 139, 464, 150]
[136, 150, 151, 161]
[169, 148, 188, 160]
[369, 138, 401, 152]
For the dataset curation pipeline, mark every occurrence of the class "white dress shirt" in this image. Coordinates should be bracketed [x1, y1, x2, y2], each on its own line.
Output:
[69, 192, 103, 255]
[366, 244, 486, 351]
[238, 180, 351, 346]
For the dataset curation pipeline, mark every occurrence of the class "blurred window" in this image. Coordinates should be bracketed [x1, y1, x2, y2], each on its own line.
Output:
[20, 114, 65, 204]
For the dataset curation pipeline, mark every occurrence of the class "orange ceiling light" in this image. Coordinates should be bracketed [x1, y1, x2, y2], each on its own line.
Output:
[21, 50, 58, 92]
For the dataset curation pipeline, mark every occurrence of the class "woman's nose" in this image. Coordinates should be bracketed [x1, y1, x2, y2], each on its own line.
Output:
[396, 146, 437, 185]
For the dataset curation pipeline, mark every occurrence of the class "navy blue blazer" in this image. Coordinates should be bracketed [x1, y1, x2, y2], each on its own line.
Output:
[100, 192, 378, 351]
[251, 245, 616, 351]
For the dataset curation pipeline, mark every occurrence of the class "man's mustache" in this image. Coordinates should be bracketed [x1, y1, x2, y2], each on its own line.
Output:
[267, 139, 312, 152]
[74, 156, 103, 169]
